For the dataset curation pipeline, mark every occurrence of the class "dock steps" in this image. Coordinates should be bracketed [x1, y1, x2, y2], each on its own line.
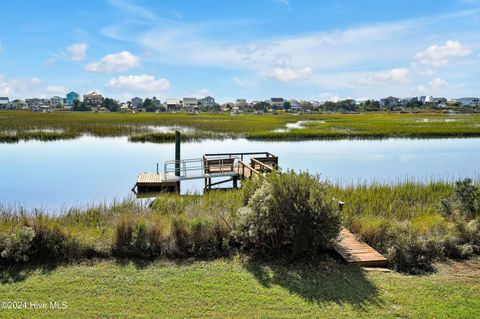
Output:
[333, 227, 388, 267]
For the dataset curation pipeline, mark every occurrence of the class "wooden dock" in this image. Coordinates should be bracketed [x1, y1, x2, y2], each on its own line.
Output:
[133, 152, 278, 194]
[333, 227, 388, 267]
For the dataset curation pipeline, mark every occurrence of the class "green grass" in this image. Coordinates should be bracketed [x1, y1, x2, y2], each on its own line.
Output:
[1, 110, 480, 142]
[0, 257, 478, 318]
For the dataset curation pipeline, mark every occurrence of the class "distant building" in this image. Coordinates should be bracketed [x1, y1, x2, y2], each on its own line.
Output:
[182, 97, 198, 109]
[0, 97, 10, 109]
[424, 96, 437, 107]
[269, 97, 285, 108]
[201, 96, 215, 107]
[131, 97, 143, 109]
[380, 96, 400, 107]
[164, 99, 181, 111]
[235, 99, 247, 109]
[11, 99, 28, 109]
[435, 97, 447, 108]
[83, 92, 104, 107]
[419, 96, 427, 104]
[66, 91, 80, 106]
[289, 99, 302, 111]
[457, 97, 480, 107]
[51, 96, 64, 108]
[26, 98, 42, 108]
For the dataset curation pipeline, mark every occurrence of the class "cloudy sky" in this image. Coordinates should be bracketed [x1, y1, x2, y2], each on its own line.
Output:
[0, 0, 479, 102]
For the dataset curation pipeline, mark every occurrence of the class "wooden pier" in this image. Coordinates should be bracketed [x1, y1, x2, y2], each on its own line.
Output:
[333, 227, 388, 267]
[133, 152, 278, 195]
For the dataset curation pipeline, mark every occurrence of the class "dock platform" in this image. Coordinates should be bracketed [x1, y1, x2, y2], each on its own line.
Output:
[133, 152, 278, 194]
[334, 227, 388, 267]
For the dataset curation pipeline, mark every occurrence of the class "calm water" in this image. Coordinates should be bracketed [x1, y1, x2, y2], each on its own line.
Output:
[1, 136, 479, 211]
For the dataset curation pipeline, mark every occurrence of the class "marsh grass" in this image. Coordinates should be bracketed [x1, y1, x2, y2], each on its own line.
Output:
[2, 111, 480, 143]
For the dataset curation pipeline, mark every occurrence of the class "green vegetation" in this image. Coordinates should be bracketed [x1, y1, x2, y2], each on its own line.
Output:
[1, 110, 480, 143]
[1, 173, 480, 317]
[0, 257, 478, 318]
[1, 173, 479, 274]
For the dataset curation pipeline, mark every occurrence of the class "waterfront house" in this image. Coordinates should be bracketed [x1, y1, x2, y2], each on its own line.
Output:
[457, 97, 480, 107]
[11, 99, 28, 109]
[182, 97, 198, 109]
[380, 96, 400, 107]
[51, 96, 64, 108]
[201, 96, 215, 107]
[26, 98, 42, 108]
[269, 97, 285, 108]
[66, 91, 80, 106]
[235, 99, 248, 109]
[83, 92, 104, 107]
[0, 97, 10, 109]
[131, 97, 143, 109]
[164, 99, 181, 111]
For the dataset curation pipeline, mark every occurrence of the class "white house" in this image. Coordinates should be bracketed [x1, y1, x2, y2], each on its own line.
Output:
[51, 96, 64, 108]
[182, 97, 198, 109]
[289, 99, 302, 111]
[269, 97, 285, 108]
[164, 99, 181, 111]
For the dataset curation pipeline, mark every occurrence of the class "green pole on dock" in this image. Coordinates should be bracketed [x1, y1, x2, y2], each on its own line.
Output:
[175, 131, 181, 193]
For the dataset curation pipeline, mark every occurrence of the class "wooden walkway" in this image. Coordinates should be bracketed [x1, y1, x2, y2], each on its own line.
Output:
[333, 227, 388, 267]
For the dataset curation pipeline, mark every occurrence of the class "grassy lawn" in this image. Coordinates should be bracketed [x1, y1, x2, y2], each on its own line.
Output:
[0, 257, 479, 318]
[1, 110, 480, 142]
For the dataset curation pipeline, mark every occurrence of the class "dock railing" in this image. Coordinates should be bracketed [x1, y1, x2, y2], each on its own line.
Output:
[162, 156, 239, 181]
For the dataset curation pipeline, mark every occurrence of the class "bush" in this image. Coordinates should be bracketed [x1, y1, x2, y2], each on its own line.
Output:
[388, 234, 444, 274]
[234, 171, 341, 261]
[28, 217, 82, 262]
[1, 226, 35, 262]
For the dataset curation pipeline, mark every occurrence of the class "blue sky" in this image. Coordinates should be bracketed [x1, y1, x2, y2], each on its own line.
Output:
[0, 0, 479, 102]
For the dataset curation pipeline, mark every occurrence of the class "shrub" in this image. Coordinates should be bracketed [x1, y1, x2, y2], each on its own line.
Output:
[28, 217, 82, 262]
[1, 226, 35, 262]
[454, 178, 480, 219]
[234, 171, 341, 261]
[388, 233, 444, 274]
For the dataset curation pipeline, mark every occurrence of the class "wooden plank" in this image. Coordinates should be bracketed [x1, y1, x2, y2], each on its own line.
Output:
[333, 227, 388, 267]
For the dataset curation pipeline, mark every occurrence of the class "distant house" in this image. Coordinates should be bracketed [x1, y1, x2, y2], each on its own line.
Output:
[12, 99, 28, 109]
[201, 96, 215, 107]
[380, 96, 400, 107]
[164, 99, 181, 111]
[270, 98, 285, 108]
[51, 96, 64, 108]
[131, 97, 143, 109]
[66, 91, 80, 106]
[0, 97, 10, 109]
[435, 97, 447, 108]
[289, 99, 302, 111]
[83, 92, 104, 107]
[457, 97, 480, 107]
[424, 96, 437, 107]
[26, 98, 42, 108]
[182, 97, 198, 109]
[235, 99, 248, 109]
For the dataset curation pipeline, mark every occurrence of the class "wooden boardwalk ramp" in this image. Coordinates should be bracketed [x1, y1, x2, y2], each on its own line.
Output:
[333, 227, 388, 267]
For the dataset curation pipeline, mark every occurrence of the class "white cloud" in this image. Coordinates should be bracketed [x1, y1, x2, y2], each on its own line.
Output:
[319, 92, 340, 102]
[66, 42, 88, 61]
[354, 68, 409, 86]
[0, 75, 66, 99]
[46, 85, 67, 95]
[86, 51, 140, 72]
[416, 77, 448, 93]
[268, 66, 312, 82]
[106, 74, 170, 92]
[232, 77, 258, 89]
[415, 40, 471, 66]
[43, 57, 57, 67]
